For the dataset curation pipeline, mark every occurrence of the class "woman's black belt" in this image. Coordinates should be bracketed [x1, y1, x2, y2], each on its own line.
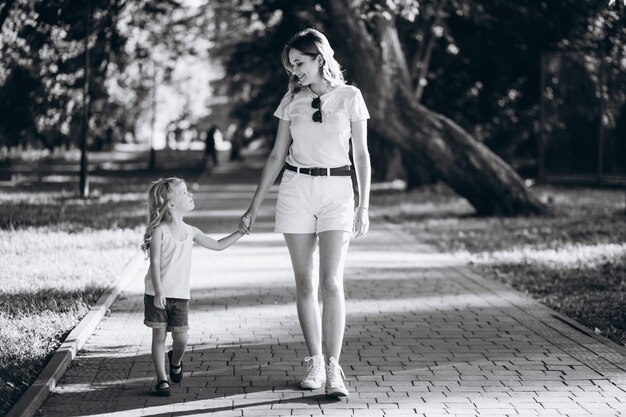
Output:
[285, 163, 352, 176]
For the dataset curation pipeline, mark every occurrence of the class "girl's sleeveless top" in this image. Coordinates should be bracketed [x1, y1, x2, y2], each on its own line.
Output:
[144, 223, 193, 299]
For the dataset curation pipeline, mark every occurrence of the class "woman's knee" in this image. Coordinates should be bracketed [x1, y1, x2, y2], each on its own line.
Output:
[320, 274, 344, 296]
[295, 273, 317, 298]
[296, 282, 317, 298]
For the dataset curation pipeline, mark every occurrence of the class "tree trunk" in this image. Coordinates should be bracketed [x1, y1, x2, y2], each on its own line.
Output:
[324, 0, 547, 215]
[35, 132, 55, 152]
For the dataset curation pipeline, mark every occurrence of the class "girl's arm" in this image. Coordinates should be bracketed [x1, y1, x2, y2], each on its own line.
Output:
[149, 227, 166, 309]
[192, 226, 244, 251]
[351, 119, 371, 238]
[239, 119, 292, 234]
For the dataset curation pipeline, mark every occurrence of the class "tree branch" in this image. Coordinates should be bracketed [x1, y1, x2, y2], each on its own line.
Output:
[412, 0, 448, 101]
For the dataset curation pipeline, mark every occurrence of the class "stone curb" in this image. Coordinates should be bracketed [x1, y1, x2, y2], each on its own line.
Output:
[6, 252, 147, 417]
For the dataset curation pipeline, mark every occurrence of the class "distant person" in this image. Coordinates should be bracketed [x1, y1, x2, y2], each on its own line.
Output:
[229, 127, 244, 162]
[203, 125, 221, 168]
[141, 177, 244, 397]
[104, 127, 114, 151]
[238, 28, 371, 398]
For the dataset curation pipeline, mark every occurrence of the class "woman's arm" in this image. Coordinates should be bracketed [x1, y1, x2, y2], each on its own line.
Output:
[192, 226, 243, 251]
[239, 119, 292, 234]
[351, 119, 371, 237]
[149, 227, 166, 308]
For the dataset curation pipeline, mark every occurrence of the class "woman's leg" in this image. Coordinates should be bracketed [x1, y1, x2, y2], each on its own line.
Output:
[283, 233, 321, 355]
[318, 230, 351, 397]
[318, 230, 351, 362]
[151, 328, 168, 381]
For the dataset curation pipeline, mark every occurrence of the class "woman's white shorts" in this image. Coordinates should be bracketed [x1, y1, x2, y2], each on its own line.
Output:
[275, 169, 354, 234]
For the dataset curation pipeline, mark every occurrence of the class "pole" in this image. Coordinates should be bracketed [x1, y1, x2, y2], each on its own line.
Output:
[597, 52, 605, 185]
[79, 0, 91, 197]
[539, 53, 547, 181]
[148, 63, 157, 170]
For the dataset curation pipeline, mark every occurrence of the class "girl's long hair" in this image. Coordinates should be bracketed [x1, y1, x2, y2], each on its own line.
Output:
[280, 28, 345, 100]
[141, 177, 183, 257]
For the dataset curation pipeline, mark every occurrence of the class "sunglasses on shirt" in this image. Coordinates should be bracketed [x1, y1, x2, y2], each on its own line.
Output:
[311, 97, 322, 123]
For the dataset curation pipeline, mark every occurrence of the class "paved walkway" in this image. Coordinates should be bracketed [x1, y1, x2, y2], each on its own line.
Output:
[37, 156, 626, 417]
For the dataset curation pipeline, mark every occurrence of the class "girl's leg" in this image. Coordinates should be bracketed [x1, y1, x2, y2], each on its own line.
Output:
[283, 233, 321, 355]
[151, 328, 168, 381]
[318, 230, 351, 362]
[170, 330, 188, 367]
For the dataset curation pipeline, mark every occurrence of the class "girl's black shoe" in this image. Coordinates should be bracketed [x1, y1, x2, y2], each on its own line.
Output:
[155, 380, 171, 397]
[168, 350, 184, 384]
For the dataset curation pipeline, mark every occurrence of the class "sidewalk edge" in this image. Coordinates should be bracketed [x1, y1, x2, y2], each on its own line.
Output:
[382, 222, 626, 360]
[6, 252, 147, 417]
[452, 264, 626, 360]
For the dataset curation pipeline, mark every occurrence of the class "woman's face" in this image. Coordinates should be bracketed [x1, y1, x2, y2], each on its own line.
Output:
[288, 48, 321, 86]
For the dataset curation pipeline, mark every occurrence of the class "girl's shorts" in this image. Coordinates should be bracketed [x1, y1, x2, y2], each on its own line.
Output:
[144, 295, 189, 333]
[275, 169, 354, 234]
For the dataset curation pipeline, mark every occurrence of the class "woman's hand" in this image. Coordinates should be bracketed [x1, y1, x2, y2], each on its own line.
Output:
[353, 206, 369, 238]
[239, 209, 257, 235]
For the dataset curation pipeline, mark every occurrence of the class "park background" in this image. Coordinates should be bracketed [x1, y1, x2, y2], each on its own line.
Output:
[0, 0, 625, 414]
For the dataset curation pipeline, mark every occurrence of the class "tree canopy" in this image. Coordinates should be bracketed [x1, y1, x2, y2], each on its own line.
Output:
[209, 0, 624, 168]
[0, 0, 214, 150]
[1, 0, 622, 156]
[0, 0, 624, 211]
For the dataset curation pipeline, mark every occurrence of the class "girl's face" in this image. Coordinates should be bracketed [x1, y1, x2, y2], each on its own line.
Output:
[168, 182, 195, 213]
[288, 48, 322, 86]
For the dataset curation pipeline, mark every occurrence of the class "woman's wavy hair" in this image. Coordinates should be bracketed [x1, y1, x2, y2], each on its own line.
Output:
[280, 28, 344, 99]
[141, 177, 183, 257]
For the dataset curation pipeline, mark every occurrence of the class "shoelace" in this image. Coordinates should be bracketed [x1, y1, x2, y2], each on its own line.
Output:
[327, 357, 346, 385]
[304, 356, 324, 376]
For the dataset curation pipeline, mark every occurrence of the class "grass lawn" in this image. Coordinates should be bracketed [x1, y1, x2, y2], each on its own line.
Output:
[0, 149, 204, 415]
[370, 183, 626, 347]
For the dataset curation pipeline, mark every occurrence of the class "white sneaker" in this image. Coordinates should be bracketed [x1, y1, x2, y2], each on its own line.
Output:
[300, 354, 326, 389]
[325, 357, 349, 398]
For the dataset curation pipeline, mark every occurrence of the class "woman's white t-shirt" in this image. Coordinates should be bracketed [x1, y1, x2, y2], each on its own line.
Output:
[273, 84, 370, 168]
[144, 223, 193, 300]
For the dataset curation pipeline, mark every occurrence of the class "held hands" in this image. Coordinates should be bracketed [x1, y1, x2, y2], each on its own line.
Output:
[353, 206, 369, 238]
[153, 292, 166, 310]
[239, 209, 256, 235]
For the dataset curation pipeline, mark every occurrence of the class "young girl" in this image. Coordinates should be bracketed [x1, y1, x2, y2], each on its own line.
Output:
[141, 177, 246, 396]
[239, 28, 371, 398]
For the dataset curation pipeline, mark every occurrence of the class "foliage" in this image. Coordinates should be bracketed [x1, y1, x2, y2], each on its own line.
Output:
[0, 0, 212, 151]
[2, 0, 117, 149]
[208, 0, 626, 179]
[209, 1, 319, 140]
[1, 0, 625, 178]
[421, 1, 625, 167]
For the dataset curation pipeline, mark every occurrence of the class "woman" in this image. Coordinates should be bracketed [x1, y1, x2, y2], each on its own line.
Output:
[239, 28, 371, 398]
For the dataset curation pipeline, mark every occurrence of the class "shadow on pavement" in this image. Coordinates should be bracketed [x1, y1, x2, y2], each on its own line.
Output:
[38, 295, 598, 416]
